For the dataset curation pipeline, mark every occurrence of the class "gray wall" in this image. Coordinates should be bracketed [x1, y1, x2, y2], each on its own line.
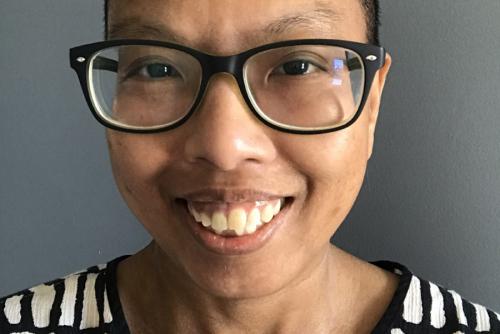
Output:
[1, 1, 499, 311]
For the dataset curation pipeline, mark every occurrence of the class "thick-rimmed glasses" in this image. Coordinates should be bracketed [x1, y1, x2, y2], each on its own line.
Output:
[69, 39, 385, 134]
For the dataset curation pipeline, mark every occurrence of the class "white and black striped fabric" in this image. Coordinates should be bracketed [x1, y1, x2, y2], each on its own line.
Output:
[1, 256, 499, 333]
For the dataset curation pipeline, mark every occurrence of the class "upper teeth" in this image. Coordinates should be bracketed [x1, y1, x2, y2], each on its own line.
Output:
[187, 199, 284, 236]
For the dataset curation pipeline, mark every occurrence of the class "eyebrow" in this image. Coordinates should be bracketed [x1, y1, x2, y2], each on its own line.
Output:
[108, 20, 189, 43]
[108, 7, 342, 44]
[264, 8, 342, 35]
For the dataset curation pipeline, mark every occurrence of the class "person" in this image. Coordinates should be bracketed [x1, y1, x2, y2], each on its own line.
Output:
[1, 0, 499, 333]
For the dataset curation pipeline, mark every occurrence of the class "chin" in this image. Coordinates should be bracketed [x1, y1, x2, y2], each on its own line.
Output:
[172, 246, 299, 300]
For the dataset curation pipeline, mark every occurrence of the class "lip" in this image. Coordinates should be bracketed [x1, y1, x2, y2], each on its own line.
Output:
[175, 197, 294, 255]
[178, 188, 287, 203]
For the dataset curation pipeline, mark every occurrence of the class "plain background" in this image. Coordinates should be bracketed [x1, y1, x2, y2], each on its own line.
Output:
[1, 1, 499, 311]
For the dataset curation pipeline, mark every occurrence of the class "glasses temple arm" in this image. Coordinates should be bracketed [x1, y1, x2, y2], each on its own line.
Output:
[345, 51, 363, 71]
[92, 56, 118, 72]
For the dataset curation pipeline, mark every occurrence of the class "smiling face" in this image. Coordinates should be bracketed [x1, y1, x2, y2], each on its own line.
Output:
[106, 0, 390, 299]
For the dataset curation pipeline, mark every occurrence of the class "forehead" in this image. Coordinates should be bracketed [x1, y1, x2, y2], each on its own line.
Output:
[108, 0, 366, 53]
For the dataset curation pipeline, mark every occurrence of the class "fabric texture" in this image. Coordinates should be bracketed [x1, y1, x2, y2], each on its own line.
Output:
[1, 255, 499, 333]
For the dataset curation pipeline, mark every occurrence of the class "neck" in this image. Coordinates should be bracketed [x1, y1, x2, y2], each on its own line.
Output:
[117, 242, 362, 334]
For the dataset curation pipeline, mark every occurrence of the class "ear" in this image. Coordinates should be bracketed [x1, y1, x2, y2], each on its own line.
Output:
[366, 52, 392, 160]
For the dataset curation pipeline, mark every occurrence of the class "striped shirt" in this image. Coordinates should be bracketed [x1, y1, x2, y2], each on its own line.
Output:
[1, 255, 499, 333]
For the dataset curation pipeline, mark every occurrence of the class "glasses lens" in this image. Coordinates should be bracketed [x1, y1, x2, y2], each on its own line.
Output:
[88, 45, 202, 129]
[244, 45, 365, 130]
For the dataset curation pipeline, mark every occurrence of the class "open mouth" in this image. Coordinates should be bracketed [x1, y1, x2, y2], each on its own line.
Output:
[177, 197, 294, 237]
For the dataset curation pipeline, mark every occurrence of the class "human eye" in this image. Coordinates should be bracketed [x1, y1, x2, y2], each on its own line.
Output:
[274, 59, 321, 75]
[120, 57, 182, 82]
[271, 53, 329, 77]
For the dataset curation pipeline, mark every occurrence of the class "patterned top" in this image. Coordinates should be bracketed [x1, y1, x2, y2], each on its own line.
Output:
[1, 255, 499, 333]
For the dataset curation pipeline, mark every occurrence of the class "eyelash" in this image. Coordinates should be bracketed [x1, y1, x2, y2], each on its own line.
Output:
[274, 59, 325, 75]
[120, 57, 182, 81]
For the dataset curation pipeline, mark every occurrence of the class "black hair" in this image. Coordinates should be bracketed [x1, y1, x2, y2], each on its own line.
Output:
[360, 0, 380, 46]
[104, 0, 380, 45]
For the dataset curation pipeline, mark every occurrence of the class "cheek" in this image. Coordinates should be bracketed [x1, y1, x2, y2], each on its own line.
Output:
[319, 126, 369, 205]
[106, 132, 178, 218]
[276, 122, 370, 237]
[283, 126, 368, 185]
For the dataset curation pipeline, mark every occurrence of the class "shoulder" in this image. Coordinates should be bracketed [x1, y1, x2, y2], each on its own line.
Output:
[372, 260, 500, 333]
[0, 261, 116, 333]
[400, 274, 500, 333]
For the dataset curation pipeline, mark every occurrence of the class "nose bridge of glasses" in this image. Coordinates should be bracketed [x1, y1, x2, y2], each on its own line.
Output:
[205, 54, 241, 78]
[198, 54, 248, 109]
[196, 58, 256, 127]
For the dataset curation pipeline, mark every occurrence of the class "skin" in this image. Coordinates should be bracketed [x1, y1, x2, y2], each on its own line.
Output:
[106, 0, 395, 333]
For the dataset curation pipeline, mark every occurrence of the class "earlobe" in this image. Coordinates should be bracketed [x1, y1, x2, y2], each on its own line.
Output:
[366, 53, 392, 160]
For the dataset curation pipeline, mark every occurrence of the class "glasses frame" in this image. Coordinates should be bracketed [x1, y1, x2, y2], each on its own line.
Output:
[70, 39, 386, 134]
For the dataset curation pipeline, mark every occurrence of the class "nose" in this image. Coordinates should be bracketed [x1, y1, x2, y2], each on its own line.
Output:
[183, 74, 276, 171]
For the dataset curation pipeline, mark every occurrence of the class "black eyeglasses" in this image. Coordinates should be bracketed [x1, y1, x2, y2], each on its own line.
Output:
[69, 39, 385, 134]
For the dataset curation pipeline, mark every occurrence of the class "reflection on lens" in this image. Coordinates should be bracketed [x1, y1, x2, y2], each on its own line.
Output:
[244, 45, 365, 130]
[89, 45, 202, 129]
